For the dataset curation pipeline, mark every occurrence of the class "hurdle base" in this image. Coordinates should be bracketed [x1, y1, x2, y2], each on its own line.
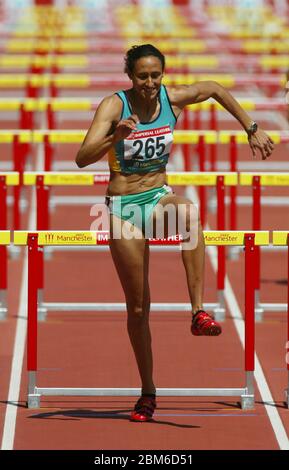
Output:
[241, 394, 255, 410]
[213, 306, 225, 322]
[254, 307, 264, 322]
[0, 290, 7, 320]
[38, 306, 48, 322]
[285, 389, 289, 409]
[213, 290, 225, 322]
[26, 387, 251, 409]
[27, 394, 41, 409]
[0, 306, 7, 320]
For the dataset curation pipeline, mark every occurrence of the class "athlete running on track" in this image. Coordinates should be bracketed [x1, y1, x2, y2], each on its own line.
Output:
[76, 44, 274, 422]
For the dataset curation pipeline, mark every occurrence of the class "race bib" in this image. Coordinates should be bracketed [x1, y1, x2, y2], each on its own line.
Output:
[124, 125, 173, 163]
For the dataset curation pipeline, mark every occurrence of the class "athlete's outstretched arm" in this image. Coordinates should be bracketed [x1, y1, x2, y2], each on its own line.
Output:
[169, 81, 274, 160]
[75, 95, 139, 168]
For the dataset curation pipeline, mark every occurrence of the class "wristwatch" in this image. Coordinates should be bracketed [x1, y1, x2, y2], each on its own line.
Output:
[246, 121, 258, 137]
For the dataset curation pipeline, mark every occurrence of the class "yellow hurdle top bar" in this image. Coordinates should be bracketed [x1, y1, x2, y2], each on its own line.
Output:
[272, 232, 289, 245]
[218, 131, 281, 144]
[0, 98, 286, 113]
[0, 98, 93, 112]
[0, 130, 284, 145]
[0, 173, 20, 185]
[0, 98, 288, 112]
[2, 171, 286, 186]
[239, 173, 289, 186]
[22, 172, 238, 186]
[0, 131, 31, 143]
[0, 74, 286, 88]
[0, 231, 10, 245]
[13, 231, 269, 246]
[4, 36, 289, 52]
[2, 55, 289, 69]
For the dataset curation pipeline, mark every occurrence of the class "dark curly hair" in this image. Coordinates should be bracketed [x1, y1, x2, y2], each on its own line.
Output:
[124, 44, 165, 75]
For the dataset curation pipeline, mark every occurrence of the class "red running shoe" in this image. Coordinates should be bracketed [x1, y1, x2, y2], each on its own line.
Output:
[191, 310, 222, 336]
[130, 396, 156, 422]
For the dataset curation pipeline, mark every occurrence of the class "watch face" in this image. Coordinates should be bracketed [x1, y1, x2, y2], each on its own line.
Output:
[251, 122, 258, 133]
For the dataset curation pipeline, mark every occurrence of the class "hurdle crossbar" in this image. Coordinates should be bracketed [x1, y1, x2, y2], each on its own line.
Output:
[1, 130, 287, 230]
[13, 230, 269, 409]
[0, 129, 286, 144]
[0, 97, 288, 112]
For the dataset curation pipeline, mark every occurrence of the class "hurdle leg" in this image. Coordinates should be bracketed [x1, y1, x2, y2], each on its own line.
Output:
[27, 234, 41, 408]
[37, 248, 47, 322]
[0, 177, 8, 319]
[227, 136, 240, 261]
[214, 176, 226, 321]
[252, 176, 264, 321]
[241, 234, 256, 409]
[285, 234, 289, 408]
[36, 176, 49, 320]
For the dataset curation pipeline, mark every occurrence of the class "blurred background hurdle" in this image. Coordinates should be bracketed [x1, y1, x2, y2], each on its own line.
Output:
[0, 72, 287, 98]
[18, 172, 238, 321]
[240, 173, 289, 320]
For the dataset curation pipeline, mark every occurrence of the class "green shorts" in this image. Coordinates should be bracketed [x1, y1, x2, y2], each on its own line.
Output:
[105, 184, 172, 233]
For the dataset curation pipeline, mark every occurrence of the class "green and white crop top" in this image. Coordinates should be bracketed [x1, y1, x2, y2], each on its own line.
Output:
[108, 85, 177, 174]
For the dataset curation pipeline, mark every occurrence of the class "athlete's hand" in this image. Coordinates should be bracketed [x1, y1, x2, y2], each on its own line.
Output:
[248, 129, 274, 160]
[113, 114, 139, 143]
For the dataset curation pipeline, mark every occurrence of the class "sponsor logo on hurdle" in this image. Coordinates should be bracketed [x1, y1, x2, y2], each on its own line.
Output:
[96, 232, 109, 244]
[45, 233, 54, 244]
[94, 173, 110, 184]
[56, 233, 95, 243]
[204, 233, 239, 244]
[43, 232, 95, 244]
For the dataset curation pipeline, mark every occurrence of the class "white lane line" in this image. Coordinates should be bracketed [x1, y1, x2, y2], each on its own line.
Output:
[186, 185, 289, 450]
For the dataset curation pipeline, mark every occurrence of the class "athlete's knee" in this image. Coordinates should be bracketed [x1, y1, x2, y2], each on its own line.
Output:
[127, 301, 150, 320]
[177, 203, 198, 245]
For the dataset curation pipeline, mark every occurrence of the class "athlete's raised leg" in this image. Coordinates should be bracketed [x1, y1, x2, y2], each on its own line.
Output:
[153, 194, 221, 336]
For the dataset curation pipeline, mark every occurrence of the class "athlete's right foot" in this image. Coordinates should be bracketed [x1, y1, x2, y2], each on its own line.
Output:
[130, 396, 156, 422]
[191, 310, 222, 336]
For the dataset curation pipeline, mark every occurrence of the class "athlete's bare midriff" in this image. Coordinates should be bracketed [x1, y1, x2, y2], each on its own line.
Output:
[107, 169, 167, 196]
